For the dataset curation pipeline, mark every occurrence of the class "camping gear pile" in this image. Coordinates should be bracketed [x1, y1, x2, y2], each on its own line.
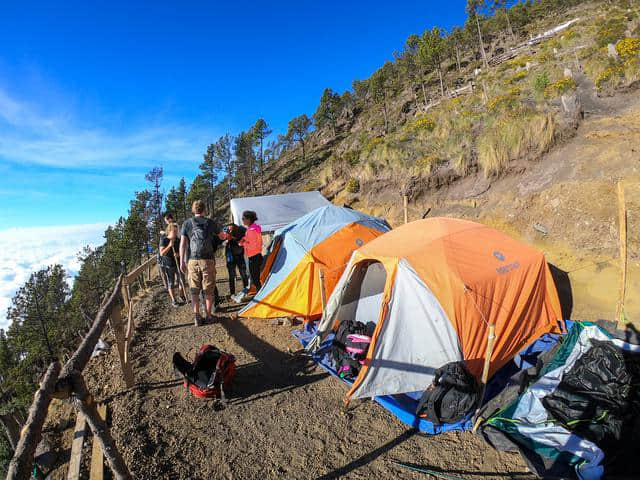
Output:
[479, 321, 640, 479]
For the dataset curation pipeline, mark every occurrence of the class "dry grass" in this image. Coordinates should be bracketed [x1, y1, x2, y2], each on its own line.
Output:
[478, 113, 556, 177]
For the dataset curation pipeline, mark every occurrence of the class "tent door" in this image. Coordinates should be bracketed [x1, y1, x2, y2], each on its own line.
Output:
[336, 261, 387, 330]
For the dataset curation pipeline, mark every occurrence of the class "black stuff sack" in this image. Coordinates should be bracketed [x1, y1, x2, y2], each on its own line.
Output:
[416, 361, 479, 425]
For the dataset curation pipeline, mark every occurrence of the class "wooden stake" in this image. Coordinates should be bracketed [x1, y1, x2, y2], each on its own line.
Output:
[616, 180, 627, 323]
[6, 362, 61, 480]
[67, 412, 87, 480]
[472, 324, 496, 433]
[319, 269, 327, 312]
[89, 404, 107, 480]
[403, 194, 409, 224]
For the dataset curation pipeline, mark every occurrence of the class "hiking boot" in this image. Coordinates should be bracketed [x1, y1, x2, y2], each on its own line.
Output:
[194, 314, 202, 327]
[206, 315, 217, 325]
[172, 300, 179, 307]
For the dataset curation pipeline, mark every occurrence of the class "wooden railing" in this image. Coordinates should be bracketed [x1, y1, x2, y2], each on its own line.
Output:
[6, 255, 160, 480]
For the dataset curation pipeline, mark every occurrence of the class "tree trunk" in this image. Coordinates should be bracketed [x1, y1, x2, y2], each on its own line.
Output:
[475, 14, 489, 69]
[438, 67, 445, 98]
[70, 371, 132, 480]
[301, 140, 306, 163]
[382, 100, 388, 133]
[505, 10, 515, 41]
[260, 139, 265, 195]
[0, 413, 21, 450]
[6, 362, 61, 480]
[420, 78, 428, 107]
[455, 46, 461, 71]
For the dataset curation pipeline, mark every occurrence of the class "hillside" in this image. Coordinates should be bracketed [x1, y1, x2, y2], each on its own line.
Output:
[253, 0, 640, 324]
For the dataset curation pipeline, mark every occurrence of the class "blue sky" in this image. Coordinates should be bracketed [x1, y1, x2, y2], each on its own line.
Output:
[0, 0, 468, 323]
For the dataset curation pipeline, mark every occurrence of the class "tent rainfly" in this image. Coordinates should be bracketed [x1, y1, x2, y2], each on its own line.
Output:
[308, 217, 563, 401]
[229, 191, 330, 232]
[239, 205, 391, 320]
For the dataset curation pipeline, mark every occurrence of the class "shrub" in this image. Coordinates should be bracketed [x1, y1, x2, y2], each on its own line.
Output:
[343, 150, 360, 166]
[409, 116, 436, 133]
[510, 70, 527, 83]
[363, 136, 385, 155]
[415, 155, 439, 172]
[534, 71, 551, 93]
[544, 77, 578, 98]
[487, 88, 520, 112]
[616, 38, 640, 59]
[345, 178, 360, 193]
[563, 29, 578, 42]
[596, 19, 626, 47]
[596, 64, 625, 89]
[507, 55, 533, 69]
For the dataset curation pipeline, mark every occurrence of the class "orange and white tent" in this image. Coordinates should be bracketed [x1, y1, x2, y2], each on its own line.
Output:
[308, 217, 562, 400]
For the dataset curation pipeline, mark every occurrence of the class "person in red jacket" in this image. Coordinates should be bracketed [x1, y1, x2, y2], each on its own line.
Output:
[239, 210, 263, 293]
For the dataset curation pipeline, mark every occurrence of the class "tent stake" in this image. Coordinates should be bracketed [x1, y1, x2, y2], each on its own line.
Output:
[472, 323, 496, 433]
[616, 180, 627, 323]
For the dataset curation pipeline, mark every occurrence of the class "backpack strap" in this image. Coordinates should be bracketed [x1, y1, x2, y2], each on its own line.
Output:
[425, 386, 448, 425]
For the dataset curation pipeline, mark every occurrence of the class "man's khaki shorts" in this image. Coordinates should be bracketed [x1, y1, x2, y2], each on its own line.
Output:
[187, 259, 216, 295]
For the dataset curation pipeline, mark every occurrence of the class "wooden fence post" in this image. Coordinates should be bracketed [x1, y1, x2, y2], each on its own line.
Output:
[403, 194, 409, 225]
[109, 307, 134, 388]
[319, 269, 327, 312]
[616, 180, 627, 323]
[472, 324, 497, 433]
[70, 372, 132, 480]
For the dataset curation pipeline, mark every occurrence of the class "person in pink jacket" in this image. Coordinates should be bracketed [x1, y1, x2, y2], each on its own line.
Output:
[239, 210, 263, 293]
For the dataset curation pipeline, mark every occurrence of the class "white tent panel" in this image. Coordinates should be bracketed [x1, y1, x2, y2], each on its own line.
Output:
[352, 259, 463, 399]
[229, 191, 330, 232]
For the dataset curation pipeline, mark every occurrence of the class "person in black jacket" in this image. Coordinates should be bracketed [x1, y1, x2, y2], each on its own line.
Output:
[220, 223, 249, 297]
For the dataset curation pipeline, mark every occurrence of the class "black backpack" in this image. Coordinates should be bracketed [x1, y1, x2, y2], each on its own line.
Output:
[190, 218, 214, 259]
[416, 361, 479, 425]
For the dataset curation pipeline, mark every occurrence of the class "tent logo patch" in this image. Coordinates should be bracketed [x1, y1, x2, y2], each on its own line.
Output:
[355, 238, 364, 247]
[493, 250, 520, 274]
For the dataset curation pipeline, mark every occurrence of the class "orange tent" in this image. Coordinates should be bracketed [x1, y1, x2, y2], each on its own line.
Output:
[309, 217, 562, 400]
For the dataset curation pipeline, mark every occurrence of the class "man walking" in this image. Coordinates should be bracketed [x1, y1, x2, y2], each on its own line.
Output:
[179, 200, 221, 326]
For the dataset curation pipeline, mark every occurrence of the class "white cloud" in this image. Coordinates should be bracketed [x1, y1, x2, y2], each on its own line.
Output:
[0, 86, 215, 169]
[0, 223, 108, 330]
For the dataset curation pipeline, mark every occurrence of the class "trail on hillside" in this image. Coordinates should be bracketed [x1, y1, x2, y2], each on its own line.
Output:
[45, 269, 532, 480]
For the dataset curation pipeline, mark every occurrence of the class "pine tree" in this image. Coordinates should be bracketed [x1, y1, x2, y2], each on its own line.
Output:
[251, 119, 272, 194]
[419, 27, 447, 98]
[177, 178, 188, 223]
[200, 144, 222, 217]
[144, 167, 163, 249]
[213, 134, 234, 202]
[287, 114, 312, 163]
[313, 88, 342, 137]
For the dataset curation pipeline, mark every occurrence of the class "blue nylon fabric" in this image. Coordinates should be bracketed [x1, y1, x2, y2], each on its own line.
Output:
[294, 321, 565, 435]
[240, 206, 390, 313]
[274, 205, 390, 252]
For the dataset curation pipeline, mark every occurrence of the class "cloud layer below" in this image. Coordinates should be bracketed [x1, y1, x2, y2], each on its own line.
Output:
[0, 223, 108, 330]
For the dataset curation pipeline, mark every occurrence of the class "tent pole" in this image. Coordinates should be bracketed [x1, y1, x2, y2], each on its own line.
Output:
[616, 180, 627, 324]
[472, 323, 496, 433]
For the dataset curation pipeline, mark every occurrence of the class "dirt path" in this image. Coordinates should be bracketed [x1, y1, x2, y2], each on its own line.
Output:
[44, 270, 534, 480]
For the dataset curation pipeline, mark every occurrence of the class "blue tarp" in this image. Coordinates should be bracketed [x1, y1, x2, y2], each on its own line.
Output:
[294, 321, 568, 435]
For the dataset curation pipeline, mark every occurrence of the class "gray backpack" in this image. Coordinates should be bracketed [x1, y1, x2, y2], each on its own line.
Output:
[189, 218, 213, 259]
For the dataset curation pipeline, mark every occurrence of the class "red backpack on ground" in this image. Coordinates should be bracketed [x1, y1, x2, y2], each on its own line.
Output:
[173, 345, 236, 400]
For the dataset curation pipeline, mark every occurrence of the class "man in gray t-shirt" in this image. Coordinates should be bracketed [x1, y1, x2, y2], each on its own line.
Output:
[179, 200, 221, 326]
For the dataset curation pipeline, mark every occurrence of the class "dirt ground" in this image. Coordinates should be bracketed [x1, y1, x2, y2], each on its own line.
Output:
[44, 269, 533, 480]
